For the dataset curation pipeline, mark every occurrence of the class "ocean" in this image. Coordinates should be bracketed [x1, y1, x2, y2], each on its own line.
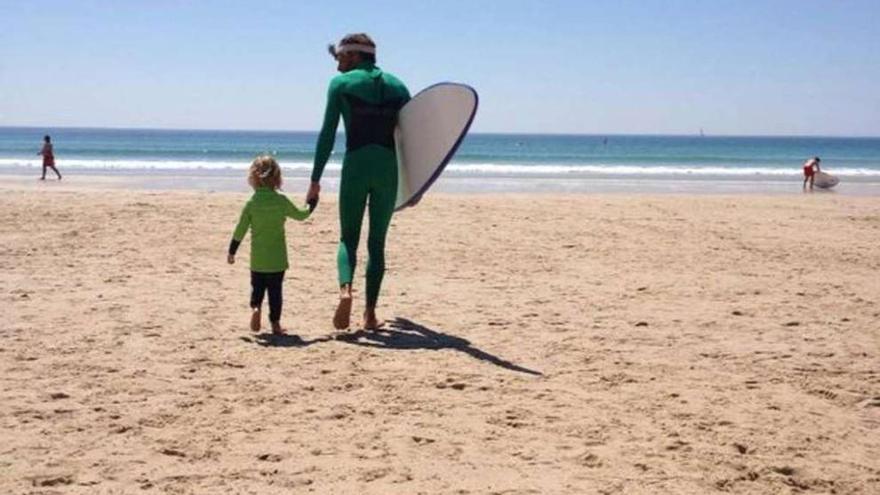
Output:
[2, 127, 879, 193]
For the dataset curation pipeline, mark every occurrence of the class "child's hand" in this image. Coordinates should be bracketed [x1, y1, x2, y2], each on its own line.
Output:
[227, 254, 235, 265]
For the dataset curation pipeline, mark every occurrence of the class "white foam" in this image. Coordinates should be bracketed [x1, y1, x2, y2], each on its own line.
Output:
[2, 158, 879, 178]
[0, 158, 333, 172]
[445, 163, 880, 177]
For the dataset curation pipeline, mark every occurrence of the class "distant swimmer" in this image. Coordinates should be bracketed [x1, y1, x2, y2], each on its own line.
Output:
[802, 156, 821, 190]
[37, 135, 62, 180]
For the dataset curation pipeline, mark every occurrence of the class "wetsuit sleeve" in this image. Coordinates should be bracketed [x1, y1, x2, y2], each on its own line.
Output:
[311, 78, 343, 183]
[283, 196, 310, 221]
[229, 203, 251, 255]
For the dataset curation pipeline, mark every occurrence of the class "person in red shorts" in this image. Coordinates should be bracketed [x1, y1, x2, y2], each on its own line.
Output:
[38, 135, 62, 181]
[802, 156, 820, 190]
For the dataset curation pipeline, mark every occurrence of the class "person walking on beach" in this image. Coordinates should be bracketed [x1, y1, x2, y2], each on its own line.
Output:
[803, 156, 821, 190]
[306, 33, 410, 331]
[228, 155, 311, 335]
[38, 135, 62, 180]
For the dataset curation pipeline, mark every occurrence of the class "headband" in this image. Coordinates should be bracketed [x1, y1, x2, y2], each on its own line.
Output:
[328, 42, 376, 58]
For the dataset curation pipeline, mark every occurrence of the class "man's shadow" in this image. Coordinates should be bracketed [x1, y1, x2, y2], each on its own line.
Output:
[336, 317, 542, 376]
[240, 332, 333, 348]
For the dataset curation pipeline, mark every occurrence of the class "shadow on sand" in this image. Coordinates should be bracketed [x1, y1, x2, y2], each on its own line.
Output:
[239, 333, 333, 348]
[336, 317, 542, 376]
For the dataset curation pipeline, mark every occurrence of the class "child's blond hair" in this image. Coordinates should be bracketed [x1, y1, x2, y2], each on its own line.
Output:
[248, 155, 282, 189]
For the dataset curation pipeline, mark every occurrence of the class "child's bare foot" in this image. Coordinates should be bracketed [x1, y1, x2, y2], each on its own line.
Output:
[271, 321, 285, 335]
[333, 295, 352, 330]
[250, 308, 261, 332]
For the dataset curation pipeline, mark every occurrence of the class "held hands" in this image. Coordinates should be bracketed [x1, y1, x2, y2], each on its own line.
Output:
[306, 182, 321, 212]
[227, 254, 235, 265]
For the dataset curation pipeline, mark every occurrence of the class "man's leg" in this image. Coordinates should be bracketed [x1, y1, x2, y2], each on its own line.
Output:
[335, 166, 368, 329]
[363, 162, 398, 329]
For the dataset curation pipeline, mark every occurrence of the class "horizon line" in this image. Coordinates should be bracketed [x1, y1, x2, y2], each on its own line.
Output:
[1, 125, 878, 140]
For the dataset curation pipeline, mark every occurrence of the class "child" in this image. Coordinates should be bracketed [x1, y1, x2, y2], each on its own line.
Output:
[227, 155, 311, 334]
[38, 135, 62, 180]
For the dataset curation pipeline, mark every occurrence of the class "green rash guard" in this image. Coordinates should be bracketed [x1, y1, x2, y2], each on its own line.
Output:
[232, 187, 310, 273]
[311, 61, 410, 307]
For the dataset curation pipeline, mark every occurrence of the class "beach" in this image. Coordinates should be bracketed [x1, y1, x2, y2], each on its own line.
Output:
[1, 178, 878, 494]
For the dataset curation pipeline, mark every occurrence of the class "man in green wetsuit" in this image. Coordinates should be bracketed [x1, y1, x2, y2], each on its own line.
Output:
[306, 33, 410, 330]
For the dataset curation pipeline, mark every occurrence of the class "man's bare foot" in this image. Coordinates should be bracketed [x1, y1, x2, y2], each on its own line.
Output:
[362, 310, 384, 331]
[333, 295, 352, 330]
[271, 321, 285, 335]
[250, 308, 261, 332]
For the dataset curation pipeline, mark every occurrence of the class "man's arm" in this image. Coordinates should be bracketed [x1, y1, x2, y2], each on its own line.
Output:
[310, 78, 342, 184]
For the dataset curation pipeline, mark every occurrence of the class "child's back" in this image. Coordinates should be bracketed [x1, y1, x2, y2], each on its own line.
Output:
[236, 187, 308, 273]
[228, 155, 310, 334]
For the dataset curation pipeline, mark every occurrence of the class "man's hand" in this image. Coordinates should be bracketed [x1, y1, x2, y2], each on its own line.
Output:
[227, 254, 235, 265]
[306, 181, 321, 211]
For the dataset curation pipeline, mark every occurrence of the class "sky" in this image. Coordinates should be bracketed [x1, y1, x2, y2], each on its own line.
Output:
[1, 0, 879, 136]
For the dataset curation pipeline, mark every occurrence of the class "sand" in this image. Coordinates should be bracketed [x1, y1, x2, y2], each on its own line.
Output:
[2, 182, 879, 494]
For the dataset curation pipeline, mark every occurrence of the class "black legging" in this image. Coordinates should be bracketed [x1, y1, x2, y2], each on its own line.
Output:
[250, 271, 285, 323]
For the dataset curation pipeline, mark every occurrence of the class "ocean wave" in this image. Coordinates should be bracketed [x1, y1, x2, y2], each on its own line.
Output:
[0, 158, 329, 171]
[447, 163, 880, 177]
[2, 158, 879, 178]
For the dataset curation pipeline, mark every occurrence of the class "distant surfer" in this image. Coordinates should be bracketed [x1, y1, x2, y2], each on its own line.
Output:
[802, 156, 821, 190]
[38, 135, 62, 180]
[306, 33, 410, 331]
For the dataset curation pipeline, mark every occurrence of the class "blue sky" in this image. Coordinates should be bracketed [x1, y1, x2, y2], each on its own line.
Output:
[1, 0, 878, 135]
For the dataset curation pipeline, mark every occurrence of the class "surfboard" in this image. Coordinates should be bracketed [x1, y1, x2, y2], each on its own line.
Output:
[814, 171, 839, 189]
[394, 83, 478, 211]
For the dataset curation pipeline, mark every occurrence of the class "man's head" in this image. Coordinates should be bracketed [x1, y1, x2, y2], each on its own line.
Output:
[327, 33, 376, 73]
[44, 135, 51, 143]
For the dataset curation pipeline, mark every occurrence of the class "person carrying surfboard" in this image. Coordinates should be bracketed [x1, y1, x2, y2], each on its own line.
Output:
[803, 156, 821, 190]
[306, 33, 410, 331]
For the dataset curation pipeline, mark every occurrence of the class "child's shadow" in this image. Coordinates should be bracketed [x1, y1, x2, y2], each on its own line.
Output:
[240, 332, 332, 348]
[336, 317, 542, 376]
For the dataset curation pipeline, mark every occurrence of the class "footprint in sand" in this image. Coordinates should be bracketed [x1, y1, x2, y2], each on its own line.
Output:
[29, 474, 74, 487]
[257, 453, 283, 462]
[809, 389, 838, 401]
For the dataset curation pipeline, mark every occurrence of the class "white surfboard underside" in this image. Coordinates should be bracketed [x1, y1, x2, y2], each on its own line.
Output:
[814, 171, 839, 189]
[394, 83, 478, 210]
